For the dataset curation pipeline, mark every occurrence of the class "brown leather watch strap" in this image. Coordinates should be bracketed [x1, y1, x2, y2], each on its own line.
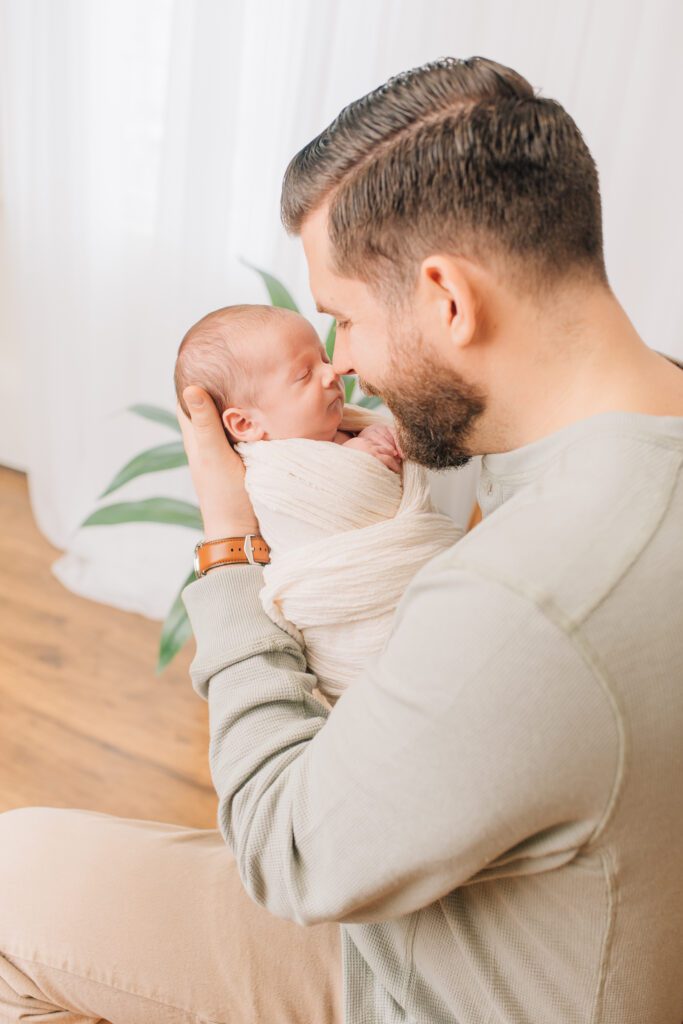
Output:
[193, 534, 271, 577]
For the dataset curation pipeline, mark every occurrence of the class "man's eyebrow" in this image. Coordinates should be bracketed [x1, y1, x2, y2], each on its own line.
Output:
[315, 301, 346, 317]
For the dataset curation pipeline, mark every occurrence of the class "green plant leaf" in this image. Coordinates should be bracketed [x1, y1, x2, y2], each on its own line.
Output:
[240, 259, 299, 311]
[128, 404, 181, 433]
[344, 375, 357, 402]
[80, 498, 202, 530]
[156, 568, 196, 673]
[99, 442, 188, 498]
[324, 319, 336, 359]
[357, 395, 384, 409]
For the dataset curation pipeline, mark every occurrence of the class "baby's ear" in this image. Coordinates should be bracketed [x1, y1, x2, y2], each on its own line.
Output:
[221, 422, 235, 448]
[222, 403, 262, 444]
[220, 410, 237, 447]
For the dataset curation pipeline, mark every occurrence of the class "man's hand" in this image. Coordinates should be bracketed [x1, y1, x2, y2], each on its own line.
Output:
[344, 423, 404, 474]
[177, 386, 259, 540]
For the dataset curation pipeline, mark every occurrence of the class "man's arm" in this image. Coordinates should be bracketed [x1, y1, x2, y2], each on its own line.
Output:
[182, 559, 619, 926]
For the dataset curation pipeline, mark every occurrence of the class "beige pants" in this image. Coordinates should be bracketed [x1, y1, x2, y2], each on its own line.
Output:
[0, 806, 344, 1023]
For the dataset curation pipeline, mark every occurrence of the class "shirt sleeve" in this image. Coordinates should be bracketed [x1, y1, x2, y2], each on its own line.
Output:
[181, 559, 619, 927]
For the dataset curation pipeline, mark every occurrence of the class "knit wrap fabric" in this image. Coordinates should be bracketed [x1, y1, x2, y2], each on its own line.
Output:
[235, 403, 463, 701]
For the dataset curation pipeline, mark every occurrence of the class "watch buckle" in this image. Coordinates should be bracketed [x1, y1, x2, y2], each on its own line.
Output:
[244, 534, 256, 565]
[193, 541, 203, 579]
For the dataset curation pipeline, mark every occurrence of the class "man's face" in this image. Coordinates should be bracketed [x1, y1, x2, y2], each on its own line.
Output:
[300, 204, 487, 469]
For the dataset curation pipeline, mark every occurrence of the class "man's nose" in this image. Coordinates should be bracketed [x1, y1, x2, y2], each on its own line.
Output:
[331, 334, 356, 377]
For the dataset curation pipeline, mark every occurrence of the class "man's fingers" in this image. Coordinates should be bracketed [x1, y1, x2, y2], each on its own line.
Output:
[181, 386, 230, 462]
[176, 400, 196, 460]
[182, 386, 216, 430]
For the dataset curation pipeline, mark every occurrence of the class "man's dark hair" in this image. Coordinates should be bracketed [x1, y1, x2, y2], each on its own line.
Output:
[281, 56, 608, 303]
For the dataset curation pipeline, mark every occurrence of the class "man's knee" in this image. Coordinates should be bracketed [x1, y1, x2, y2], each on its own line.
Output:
[0, 806, 67, 862]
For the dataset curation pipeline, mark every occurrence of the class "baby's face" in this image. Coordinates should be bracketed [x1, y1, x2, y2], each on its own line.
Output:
[244, 313, 345, 442]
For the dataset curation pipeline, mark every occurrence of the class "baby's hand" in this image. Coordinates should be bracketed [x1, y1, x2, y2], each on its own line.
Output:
[356, 423, 401, 453]
[343, 425, 403, 474]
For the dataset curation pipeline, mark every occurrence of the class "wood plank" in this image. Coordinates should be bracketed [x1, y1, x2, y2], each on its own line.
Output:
[0, 466, 218, 828]
[0, 686, 218, 826]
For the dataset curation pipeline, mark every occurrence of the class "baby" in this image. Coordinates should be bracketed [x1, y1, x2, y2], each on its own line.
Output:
[174, 304, 404, 475]
[174, 303, 463, 706]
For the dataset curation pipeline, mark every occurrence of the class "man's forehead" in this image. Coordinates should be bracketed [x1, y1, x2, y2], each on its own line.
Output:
[300, 201, 330, 241]
[300, 202, 370, 314]
[300, 206, 333, 293]
[308, 263, 350, 316]
[312, 273, 370, 319]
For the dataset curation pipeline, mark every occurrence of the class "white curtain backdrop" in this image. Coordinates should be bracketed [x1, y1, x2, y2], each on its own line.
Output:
[0, 0, 681, 622]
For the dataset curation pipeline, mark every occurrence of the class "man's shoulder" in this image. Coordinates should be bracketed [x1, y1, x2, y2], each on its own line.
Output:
[420, 428, 683, 628]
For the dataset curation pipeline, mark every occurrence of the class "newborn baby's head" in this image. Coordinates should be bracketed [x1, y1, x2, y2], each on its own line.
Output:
[174, 304, 345, 445]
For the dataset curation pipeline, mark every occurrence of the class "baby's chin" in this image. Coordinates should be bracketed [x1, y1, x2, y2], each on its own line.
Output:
[318, 396, 344, 424]
[331, 400, 345, 426]
[304, 404, 344, 440]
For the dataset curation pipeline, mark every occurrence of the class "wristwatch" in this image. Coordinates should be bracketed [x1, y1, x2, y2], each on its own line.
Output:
[193, 534, 271, 578]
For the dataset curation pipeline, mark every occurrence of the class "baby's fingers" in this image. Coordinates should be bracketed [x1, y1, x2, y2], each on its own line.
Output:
[376, 450, 402, 474]
[375, 442, 403, 461]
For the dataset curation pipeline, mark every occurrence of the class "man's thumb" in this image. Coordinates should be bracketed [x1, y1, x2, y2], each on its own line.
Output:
[183, 386, 205, 411]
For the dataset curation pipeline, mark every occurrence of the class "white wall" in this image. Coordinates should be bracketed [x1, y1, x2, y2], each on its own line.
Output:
[0, 0, 681, 618]
[0, 209, 27, 470]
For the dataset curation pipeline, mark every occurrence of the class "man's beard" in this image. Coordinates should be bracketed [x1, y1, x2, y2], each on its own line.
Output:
[358, 327, 487, 471]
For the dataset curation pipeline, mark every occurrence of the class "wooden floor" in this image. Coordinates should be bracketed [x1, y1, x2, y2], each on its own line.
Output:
[0, 465, 219, 828]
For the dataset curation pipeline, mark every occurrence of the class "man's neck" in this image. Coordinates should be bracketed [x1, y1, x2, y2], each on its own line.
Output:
[475, 285, 683, 455]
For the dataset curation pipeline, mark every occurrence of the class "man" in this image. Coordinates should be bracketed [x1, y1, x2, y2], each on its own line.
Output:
[1, 56, 681, 1024]
[179, 55, 683, 1022]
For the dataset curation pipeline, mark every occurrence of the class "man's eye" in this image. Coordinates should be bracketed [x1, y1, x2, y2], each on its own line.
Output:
[336, 319, 350, 330]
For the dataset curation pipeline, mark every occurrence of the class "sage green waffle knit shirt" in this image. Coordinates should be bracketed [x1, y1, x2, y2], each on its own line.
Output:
[182, 410, 683, 1024]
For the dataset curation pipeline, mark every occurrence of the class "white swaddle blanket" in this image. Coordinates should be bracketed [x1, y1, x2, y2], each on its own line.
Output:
[234, 403, 464, 704]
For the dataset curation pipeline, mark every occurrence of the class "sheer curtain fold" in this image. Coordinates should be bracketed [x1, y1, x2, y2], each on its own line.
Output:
[0, 0, 680, 620]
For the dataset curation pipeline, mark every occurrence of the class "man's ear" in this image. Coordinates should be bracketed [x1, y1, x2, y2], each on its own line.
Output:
[222, 406, 265, 443]
[415, 254, 479, 352]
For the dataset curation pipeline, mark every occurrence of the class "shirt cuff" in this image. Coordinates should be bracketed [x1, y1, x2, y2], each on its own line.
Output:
[181, 563, 308, 699]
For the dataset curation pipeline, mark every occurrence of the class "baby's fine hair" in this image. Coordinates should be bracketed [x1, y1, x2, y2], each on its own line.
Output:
[174, 303, 290, 422]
